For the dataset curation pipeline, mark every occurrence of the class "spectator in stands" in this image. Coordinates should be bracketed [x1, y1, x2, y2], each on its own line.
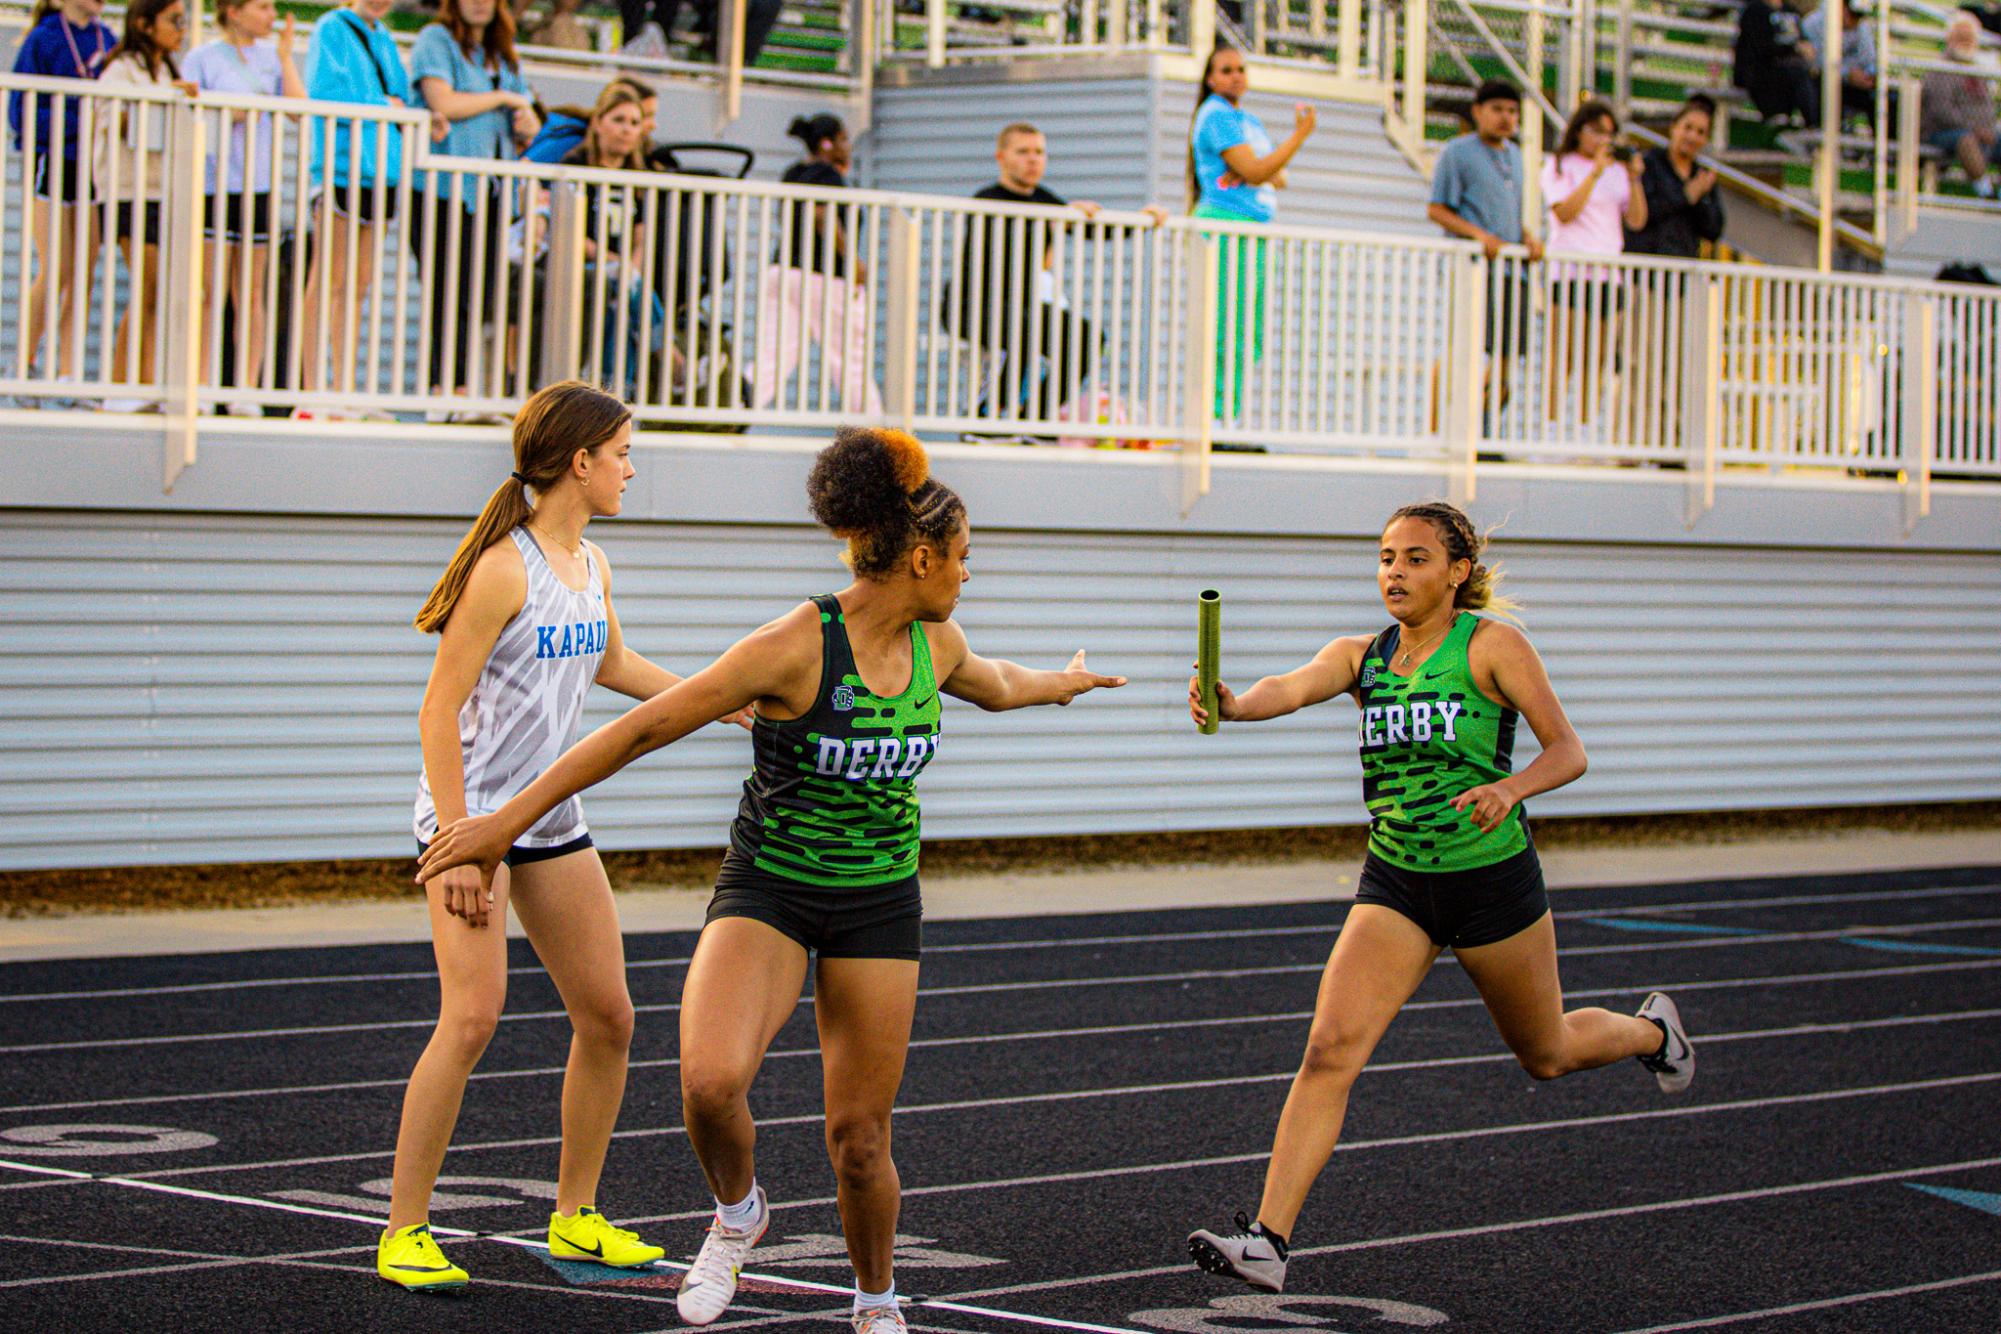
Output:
[408, 0, 540, 408]
[1734, 0, 1822, 127]
[1189, 45, 1317, 419]
[512, 81, 668, 396]
[299, 0, 410, 413]
[186, 0, 306, 416]
[9, 0, 116, 393]
[525, 77, 654, 163]
[93, 0, 195, 413]
[1801, 0, 1881, 125]
[943, 123, 1161, 431]
[1626, 95, 1725, 258]
[520, 0, 593, 51]
[1428, 79, 1541, 410]
[620, 0, 781, 67]
[1921, 12, 2001, 198]
[1540, 99, 1646, 422]
[752, 113, 883, 415]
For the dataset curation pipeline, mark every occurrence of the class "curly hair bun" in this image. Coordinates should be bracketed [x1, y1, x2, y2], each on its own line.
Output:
[878, 430, 929, 493]
[806, 427, 925, 537]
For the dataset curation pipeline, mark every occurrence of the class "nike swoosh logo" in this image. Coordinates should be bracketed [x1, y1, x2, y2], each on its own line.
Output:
[388, 1264, 456, 1273]
[560, 1236, 604, 1257]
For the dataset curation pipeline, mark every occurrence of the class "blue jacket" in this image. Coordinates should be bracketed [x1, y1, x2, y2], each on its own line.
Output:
[522, 110, 588, 164]
[8, 12, 117, 158]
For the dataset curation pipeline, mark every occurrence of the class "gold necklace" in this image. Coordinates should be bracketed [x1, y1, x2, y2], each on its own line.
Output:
[528, 521, 584, 562]
[1395, 623, 1450, 670]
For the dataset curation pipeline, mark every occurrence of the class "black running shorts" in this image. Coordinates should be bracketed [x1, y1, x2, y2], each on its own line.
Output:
[706, 850, 923, 960]
[1355, 841, 1548, 949]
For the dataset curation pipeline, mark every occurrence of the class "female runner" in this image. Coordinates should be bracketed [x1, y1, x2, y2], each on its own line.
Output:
[416, 427, 1125, 1331]
[1185, 501, 1694, 1292]
[383, 381, 745, 1292]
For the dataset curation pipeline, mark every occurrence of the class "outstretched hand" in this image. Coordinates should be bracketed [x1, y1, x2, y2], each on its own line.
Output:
[416, 814, 511, 895]
[1054, 650, 1125, 706]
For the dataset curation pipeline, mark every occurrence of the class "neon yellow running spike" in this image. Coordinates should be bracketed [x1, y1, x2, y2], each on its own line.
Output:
[548, 1207, 666, 1268]
[376, 1223, 469, 1292]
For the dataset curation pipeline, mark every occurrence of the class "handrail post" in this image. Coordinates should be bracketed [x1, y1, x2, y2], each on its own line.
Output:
[1403, 0, 1428, 155]
[884, 210, 919, 431]
[1872, 1, 1890, 244]
[1107, 0, 1127, 52]
[162, 100, 205, 494]
[926, 0, 946, 67]
[1337, 0, 1362, 79]
[1900, 290, 1936, 535]
[1181, 233, 1216, 517]
[719, 0, 746, 129]
[1895, 74, 1921, 241]
[1615, 0, 1633, 118]
[1816, 0, 1841, 272]
[540, 180, 586, 389]
[1445, 248, 1483, 507]
[1682, 271, 1720, 527]
[1189, 0, 1215, 59]
[854, 0, 876, 123]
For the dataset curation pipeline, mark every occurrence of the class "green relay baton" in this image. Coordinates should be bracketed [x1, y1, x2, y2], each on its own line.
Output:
[1198, 589, 1221, 735]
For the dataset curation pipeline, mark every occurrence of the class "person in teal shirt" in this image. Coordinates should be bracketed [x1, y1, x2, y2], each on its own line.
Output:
[297, 0, 410, 410]
[1186, 46, 1315, 421]
[407, 0, 539, 403]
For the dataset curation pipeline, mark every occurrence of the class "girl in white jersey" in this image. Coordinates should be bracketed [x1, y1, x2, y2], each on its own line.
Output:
[382, 381, 737, 1292]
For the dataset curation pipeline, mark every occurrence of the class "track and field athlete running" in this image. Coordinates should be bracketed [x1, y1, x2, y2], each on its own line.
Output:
[385, 381, 747, 1293]
[417, 427, 1125, 1331]
[1184, 501, 1694, 1293]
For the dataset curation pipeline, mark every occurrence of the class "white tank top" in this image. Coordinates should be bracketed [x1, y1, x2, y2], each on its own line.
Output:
[415, 528, 609, 848]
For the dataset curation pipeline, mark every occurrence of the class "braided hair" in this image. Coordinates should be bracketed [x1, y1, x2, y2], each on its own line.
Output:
[1386, 501, 1520, 618]
[807, 428, 965, 579]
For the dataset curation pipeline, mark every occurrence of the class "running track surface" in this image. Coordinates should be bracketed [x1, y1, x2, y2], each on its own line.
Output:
[4, 865, 2001, 1333]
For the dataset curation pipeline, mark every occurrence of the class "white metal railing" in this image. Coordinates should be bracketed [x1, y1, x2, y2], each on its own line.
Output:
[3, 73, 1997, 507]
[889, 0, 1382, 78]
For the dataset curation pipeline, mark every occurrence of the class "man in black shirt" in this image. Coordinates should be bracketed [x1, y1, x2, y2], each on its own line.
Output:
[944, 124, 1140, 428]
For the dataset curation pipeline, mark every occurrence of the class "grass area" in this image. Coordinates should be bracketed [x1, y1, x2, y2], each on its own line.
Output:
[3, 802, 1994, 918]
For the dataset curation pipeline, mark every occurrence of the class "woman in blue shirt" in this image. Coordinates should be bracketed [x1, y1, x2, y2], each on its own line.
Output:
[184, 0, 306, 415]
[9, 0, 116, 389]
[298, 0, 411, 412]
[408, 0, 539, 406]
[1186, 46, 1315, 420]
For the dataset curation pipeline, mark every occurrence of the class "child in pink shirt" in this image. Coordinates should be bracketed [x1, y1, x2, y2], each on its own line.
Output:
[1538, 100, 1646, 422]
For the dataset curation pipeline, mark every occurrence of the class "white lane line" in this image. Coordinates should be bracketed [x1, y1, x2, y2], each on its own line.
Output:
[1613, 1269, 2001, 1332]
[3, 952, 1983, 1183]
[4, 1169, 1138, 1333]
[124, 1050, 2001, 1189]
[933, 1154, 2001, 1305]
[13, 916, 2001, 1058]
[7, 881, 1994, 1006]
[0, 1158, 93, 1180]
[22, 972, 1994, 1120]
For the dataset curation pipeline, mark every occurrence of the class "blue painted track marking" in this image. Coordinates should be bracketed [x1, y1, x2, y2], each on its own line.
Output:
[1842, 938, 2001, 958]
[1581, 917, 1767, 937]
[1906, 1183, 2001, 1218]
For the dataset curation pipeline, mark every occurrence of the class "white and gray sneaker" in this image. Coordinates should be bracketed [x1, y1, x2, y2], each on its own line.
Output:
[674, 1186, 769, 1325]
[1637, 991, 1695, 1094]
[852, 1305, 909, 1333]
[1188, 1212, 1288, 1292]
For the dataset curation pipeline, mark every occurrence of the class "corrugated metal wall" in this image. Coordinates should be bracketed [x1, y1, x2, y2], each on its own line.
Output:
[867, 76, 1160, 209]
[6, 508, 1998, 870]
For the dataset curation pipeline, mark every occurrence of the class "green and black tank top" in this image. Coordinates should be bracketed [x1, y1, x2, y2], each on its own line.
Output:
[1356, 611, 1528, 872]
[729, 595, 944, 887]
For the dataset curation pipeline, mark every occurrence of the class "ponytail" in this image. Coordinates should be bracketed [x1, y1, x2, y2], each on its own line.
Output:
[413, 380, 631, 633]
[413, 477, 534, 633]
[1386, 501, 1522, 622]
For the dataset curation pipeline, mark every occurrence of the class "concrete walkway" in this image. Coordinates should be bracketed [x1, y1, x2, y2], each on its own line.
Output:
[3, 827, 1996, 963]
